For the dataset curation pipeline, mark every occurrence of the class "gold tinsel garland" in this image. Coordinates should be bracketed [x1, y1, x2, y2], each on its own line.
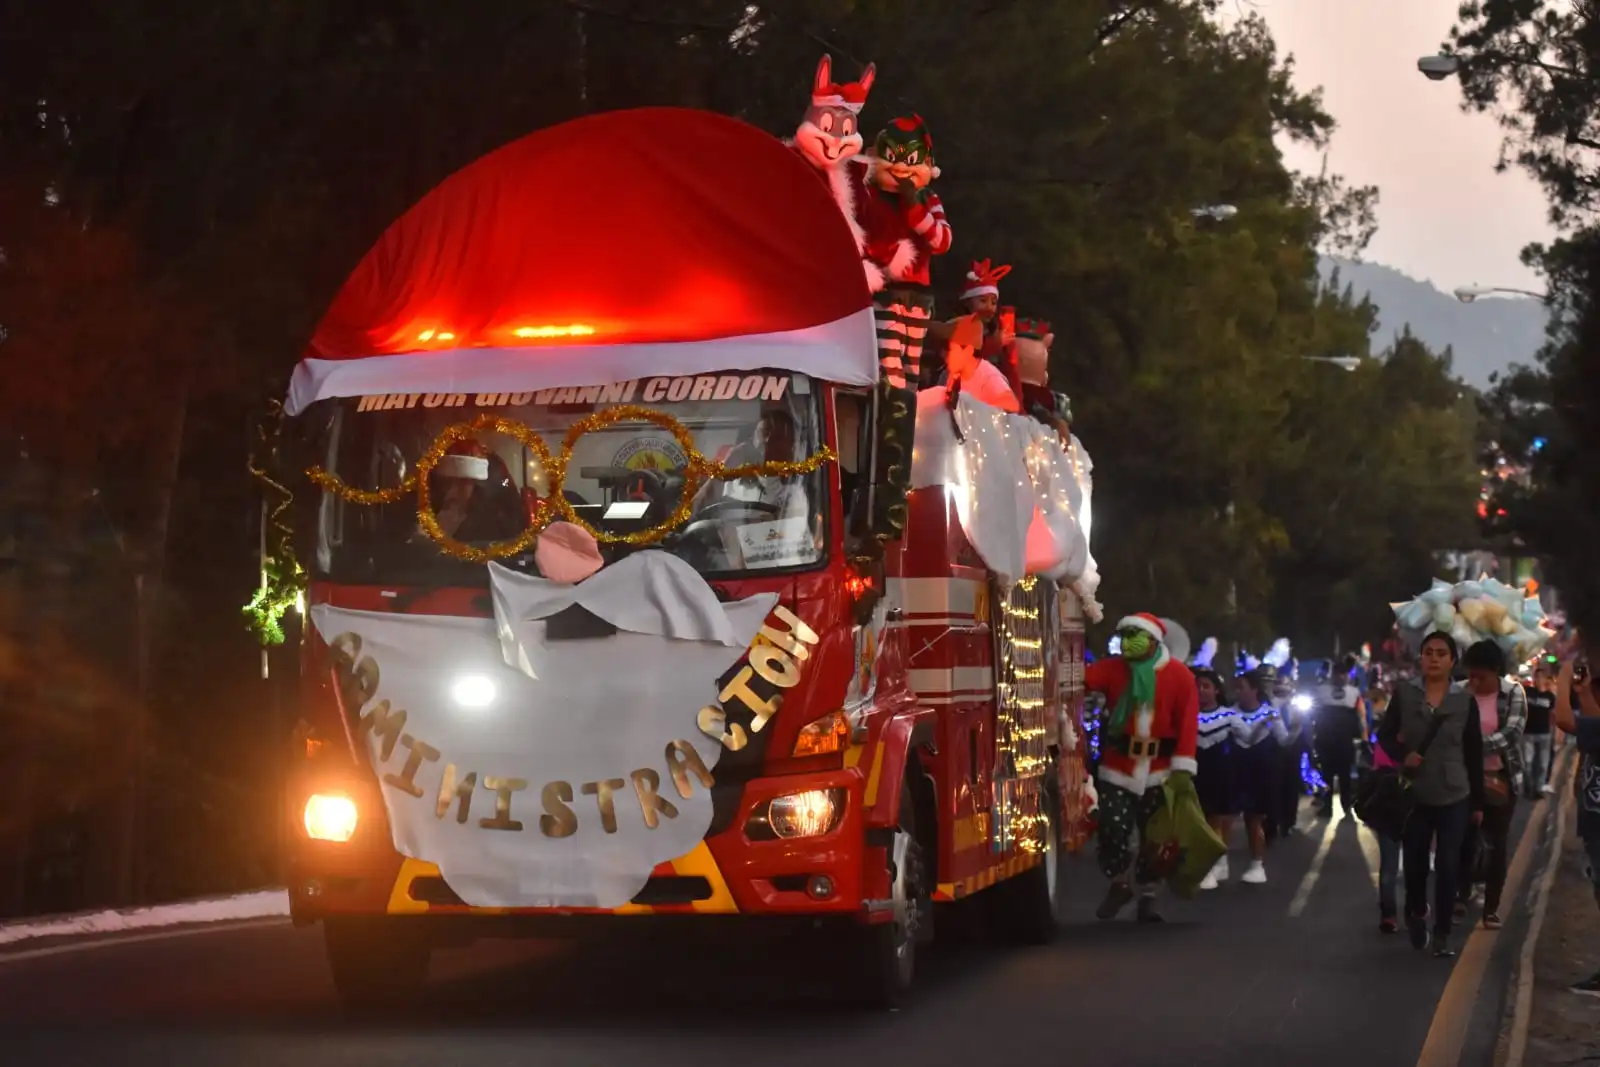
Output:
[307, 407, 836, 563]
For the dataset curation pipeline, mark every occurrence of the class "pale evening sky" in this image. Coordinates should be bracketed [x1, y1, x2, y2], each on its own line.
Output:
[1248, 0, 1556, 293]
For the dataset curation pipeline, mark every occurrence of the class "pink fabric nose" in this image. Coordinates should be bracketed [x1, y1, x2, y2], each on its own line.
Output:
[535, 521, 604, 583]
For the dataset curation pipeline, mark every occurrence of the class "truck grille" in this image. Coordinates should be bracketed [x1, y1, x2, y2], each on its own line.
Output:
[407, 874, 713, 908]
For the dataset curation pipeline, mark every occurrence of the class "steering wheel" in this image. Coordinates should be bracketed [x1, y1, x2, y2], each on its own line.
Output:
[680, 498, 780, 538]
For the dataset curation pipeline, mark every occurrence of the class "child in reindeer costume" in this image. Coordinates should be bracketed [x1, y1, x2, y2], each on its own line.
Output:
[953, 259, 1020, 397]
[1085, 613, 1202, 921]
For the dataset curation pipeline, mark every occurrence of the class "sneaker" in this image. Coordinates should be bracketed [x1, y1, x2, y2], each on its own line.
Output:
[1096, 882, 1134, 921]
[1541, 783, 1555, 795]
[1431, 934, 1457, 959]
[1379, 916, 1398, 935]
[1407, 911, 1429, 950]
[1136, 895, 1164, 923]
[1570, 970, 1600, 997]
[1483, 913, 1502, 930]
[1213, 856, 1230, 882]
[1199, 870, 1220, 891]
[1241, 861, 1267, 884]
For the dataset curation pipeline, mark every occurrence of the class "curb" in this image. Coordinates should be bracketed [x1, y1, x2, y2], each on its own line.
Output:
[1500, 751, 1578, 1067]
[0, 888, 290, 951]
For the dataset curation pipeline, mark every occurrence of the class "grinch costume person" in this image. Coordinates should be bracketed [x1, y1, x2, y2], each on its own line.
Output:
[1085, 613, 1201, 921]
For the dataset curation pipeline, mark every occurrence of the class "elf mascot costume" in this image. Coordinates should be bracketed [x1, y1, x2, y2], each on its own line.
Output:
[1084, 612, 1200, 922]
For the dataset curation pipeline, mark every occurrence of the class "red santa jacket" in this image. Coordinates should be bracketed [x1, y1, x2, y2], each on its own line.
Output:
[1085, 649, 1199, 795]
[847, 164, 952, 287]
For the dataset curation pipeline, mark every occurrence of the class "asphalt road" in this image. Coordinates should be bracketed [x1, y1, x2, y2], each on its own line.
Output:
[0, 796, 1556, 1067]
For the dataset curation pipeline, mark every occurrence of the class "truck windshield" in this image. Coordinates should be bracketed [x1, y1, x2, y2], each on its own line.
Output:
[311, 372, 830, 587]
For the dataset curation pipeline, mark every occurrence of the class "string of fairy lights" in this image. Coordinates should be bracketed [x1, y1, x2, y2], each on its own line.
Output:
[993, 575, 1052, 855]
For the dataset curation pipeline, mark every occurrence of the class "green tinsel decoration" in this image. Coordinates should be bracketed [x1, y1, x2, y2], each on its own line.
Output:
[243, 552, 306, 645]
[244, 399, 307, 646]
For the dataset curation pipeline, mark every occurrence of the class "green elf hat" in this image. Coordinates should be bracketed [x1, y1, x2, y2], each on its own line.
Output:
[874, 114, 941, 178]
[1016, 316, 1052, 341]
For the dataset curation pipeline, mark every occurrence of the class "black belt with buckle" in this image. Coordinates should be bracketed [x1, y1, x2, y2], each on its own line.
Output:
[1109, 735, 1178, 761]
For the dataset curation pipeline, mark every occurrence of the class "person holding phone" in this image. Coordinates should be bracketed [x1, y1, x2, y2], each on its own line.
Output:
[943, 260, 1023, 402]
[1553, 652, 1600, 996]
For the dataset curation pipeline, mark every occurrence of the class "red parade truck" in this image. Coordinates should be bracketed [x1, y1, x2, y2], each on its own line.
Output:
[277, 107, 1099, 1008]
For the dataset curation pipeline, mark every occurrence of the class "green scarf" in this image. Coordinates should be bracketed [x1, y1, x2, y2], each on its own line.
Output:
[1107, 655, 1157, 735]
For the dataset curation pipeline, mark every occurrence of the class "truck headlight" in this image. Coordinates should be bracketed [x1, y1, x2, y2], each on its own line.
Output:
[450, 673, 497, 709]
[767, 788, 844, 839]
[304, 793, 359, 843]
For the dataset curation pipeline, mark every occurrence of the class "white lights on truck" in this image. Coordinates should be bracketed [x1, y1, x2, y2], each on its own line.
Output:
[450, 673, 497, 709]
[303, 793, 359, 843]
[768, 788, 843, 839]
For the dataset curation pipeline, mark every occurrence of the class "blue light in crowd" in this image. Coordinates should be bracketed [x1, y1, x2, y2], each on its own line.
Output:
[1300, 751, 1327, 795]
[1530, 436, 1547, 453]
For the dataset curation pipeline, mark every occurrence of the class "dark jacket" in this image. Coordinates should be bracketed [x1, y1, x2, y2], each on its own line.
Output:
[1377, 682, 1485, 810]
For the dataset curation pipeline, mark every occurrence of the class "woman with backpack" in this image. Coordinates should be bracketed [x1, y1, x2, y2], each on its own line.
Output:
[1376, 631, 1486, 957]
[1455, 639, 1526, 929]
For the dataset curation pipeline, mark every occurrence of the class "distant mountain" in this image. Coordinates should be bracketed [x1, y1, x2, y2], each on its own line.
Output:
[1317, 256, 1549, 388]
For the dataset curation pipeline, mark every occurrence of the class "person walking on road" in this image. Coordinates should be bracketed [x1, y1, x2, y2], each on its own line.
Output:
[1274, 672, 1310, 838]
[1085, 613, 1201, 923]
[1369, 730, 1405, 933]
[1522, 664, 1557, 798]
[1377, 631, 1486, 958]
[1313, 654, 1368, 819]
[1193, 668, 1241, 890]
[1229, 669, 1283, 885]
[1457, 639, 1525, 929]
[1554, 654, 1600, 996]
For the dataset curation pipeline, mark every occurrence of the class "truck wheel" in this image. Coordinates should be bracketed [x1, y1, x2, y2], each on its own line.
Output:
[323, 916, 431, 1011]
[854, 777, 931, 1009]
[997, 776, 1063, 945]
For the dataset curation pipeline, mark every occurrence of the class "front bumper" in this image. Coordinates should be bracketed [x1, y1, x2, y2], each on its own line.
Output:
[286, 766, 888, 928]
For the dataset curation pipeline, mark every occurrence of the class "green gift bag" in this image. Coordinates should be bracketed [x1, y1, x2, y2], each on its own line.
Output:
[1141, 772, 1227, 900]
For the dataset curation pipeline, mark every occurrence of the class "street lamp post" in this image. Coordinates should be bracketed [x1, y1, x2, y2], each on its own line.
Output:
[1301, 355, 1361, 371]
[1417, 54, 1461, 81]
[1190, 204, 1238, 222]
[1453, 284, 1550, 304]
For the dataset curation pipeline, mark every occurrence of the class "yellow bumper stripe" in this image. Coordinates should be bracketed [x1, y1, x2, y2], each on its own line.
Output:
[384, 844, 736, 916]
[932, 850, 1043, 902]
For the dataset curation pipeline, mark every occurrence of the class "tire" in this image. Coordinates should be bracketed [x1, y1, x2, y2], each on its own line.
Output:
[323, 916, 431, 1012]
[995, 772, 1063, 945]
[853, 776, 932, 1009]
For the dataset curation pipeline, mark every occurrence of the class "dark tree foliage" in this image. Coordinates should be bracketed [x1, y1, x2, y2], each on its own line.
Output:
[1447, 0, 1600, 227]
[1479, 233, 1600, 633]
[1448, 3, 1600, 635]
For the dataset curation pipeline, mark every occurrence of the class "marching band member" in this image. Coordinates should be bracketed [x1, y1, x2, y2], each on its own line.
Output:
[1193, 668, 1241, 890]
[1229, 668, 1285, 884]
